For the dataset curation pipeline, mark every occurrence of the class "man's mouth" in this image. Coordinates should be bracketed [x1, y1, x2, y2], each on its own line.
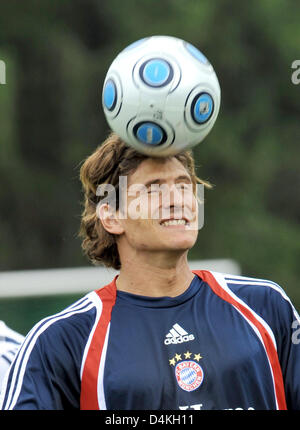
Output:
[160, 218, 189, 227]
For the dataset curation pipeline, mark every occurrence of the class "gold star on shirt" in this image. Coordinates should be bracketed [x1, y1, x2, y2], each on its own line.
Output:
[194, 353, 202, 361]
[175, 353, 182, 362]
[184, 351, 192, 359]
[169, 357, 176, 366]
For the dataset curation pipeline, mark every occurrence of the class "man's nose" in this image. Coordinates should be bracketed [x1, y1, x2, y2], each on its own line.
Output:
[161, 184, 184, 207]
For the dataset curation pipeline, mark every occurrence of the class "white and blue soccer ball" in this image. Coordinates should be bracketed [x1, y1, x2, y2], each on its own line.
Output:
[102, 35, 221, 157]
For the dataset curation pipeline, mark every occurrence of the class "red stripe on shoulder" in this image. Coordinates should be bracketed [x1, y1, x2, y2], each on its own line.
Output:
[80, 277, 117, 410]
[192, 270, 287, 410]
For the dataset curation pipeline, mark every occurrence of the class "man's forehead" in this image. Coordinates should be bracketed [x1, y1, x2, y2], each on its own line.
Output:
[128, 157, 190, 185]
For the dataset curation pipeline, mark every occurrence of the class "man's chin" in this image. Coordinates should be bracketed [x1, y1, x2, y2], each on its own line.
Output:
[159, 225, 198, 240]
[161, 235, 198, 252]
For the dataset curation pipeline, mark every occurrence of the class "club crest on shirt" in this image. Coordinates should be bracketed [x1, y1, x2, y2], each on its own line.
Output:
[169, 351, 204, 392]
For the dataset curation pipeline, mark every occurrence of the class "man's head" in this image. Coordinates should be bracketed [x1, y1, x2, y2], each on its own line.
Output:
[79, 132, 211, 270]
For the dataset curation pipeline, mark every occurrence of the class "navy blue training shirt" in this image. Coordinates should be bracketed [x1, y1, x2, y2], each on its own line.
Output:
[1, 270, 299, 410]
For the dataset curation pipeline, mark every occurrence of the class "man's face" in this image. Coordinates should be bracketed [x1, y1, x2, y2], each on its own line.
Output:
[116, 157, 199, 254]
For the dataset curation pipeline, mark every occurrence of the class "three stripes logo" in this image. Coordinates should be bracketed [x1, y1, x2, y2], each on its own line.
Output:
[164, 323, 195, 345]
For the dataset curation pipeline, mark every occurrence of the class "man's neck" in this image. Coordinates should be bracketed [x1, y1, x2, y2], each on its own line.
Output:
[115, 252, 195, 298]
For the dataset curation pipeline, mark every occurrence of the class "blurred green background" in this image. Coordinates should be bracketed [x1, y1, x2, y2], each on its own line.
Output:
[0, 0, 299, 335]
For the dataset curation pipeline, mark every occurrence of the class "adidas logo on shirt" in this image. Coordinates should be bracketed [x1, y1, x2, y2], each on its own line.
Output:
[164, 323, 195, 345]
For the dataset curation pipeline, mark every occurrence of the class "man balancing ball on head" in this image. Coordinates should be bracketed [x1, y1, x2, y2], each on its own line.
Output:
[1, 132, 299, 410]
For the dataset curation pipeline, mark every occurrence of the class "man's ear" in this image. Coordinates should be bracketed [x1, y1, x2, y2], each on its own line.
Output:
[96, 203, 124, 235]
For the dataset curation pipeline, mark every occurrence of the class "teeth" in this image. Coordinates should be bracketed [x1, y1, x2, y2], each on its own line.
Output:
[161, 219, 187, 226]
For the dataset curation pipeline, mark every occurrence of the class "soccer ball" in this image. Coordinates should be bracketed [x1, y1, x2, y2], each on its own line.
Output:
[102, 35, 221, 157]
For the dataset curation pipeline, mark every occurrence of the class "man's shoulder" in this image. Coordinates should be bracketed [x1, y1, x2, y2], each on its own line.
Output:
[218, 272, 288, 300]
[209, 271, 294, 322]
[195, 270, 288, 303]
[26, 291, 101, 347]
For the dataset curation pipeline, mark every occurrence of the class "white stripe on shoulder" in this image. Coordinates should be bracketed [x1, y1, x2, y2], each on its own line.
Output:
[97, 322, 110, 410]
[80, 291, 103, 380]
[223, 273, 300, 324]
[1, 293, 97, 410]
[210, 271, 279, 408]
[211, 271, 278, 348]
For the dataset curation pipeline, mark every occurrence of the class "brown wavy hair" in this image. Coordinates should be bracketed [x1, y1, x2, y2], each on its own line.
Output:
[78, 132, 212, 270]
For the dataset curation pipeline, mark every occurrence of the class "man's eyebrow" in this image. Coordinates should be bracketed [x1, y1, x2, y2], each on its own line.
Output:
[143, 175, 192, 188]
[174, 175, 192, 183]
[143, 178, 162, 188]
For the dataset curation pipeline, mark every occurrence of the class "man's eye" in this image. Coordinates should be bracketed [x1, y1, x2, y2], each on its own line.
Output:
[147, 185, 161, 194]
[177, 183, 191, 190]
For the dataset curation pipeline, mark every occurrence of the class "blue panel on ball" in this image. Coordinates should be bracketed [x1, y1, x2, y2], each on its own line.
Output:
[103, 79, 117, 111]
[142, 59, 172, 87]
[192, 93, 214, 124]
[136, 123, 164, 145]
[185, 43, 209, 65]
